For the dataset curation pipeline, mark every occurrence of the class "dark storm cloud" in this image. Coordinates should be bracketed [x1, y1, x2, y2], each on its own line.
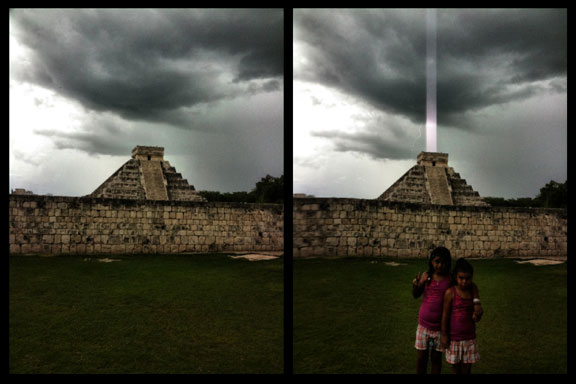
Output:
[295, 9, 426, 121]
[11, 9, 283, 126]
[312, 129, 418, 160]
[310, 110, 424, 160]
[33, 115, 129, 156]
[294, 9, 566, 129]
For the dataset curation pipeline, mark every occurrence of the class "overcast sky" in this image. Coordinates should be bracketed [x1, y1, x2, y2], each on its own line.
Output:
[10, 9, 283, 196]
[294, 9, 566, 199]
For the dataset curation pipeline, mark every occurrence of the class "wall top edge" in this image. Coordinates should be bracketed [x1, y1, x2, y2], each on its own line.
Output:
[9, 194, 283, 210]
[292, 197, 566, 215]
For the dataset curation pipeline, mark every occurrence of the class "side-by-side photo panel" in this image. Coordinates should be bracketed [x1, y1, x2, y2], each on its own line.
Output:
[9, 8, 284, 374]
[292, 8, 567, 374]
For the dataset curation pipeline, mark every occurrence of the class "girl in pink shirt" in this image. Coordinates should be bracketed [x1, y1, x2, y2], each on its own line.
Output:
[412, 247, 452, 374]
[441, 258, 481, 374]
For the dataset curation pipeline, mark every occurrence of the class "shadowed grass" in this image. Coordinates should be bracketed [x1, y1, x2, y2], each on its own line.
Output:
[293, 258, 566, 374]
[9, 254, 283, 374]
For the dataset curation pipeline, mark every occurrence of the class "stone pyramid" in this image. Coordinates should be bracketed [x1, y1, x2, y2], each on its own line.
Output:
[377, 152, 488, 206]
[89, 146, 206, 201]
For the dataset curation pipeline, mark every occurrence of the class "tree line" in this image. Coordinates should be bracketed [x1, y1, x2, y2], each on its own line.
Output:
[483, 180, 567, 208]
[198, 176, 566, 208]
[198, 175, 283, 204]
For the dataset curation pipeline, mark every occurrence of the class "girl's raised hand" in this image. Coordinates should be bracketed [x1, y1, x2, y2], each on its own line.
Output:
[413, 272, 422, 286]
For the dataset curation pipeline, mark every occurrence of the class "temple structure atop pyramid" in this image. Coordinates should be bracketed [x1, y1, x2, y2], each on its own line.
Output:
[88, 146, 206, 201]
[377, 152, 489, 206]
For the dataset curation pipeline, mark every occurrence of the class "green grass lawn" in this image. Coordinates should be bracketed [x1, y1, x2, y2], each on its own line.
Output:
[293, 257, 567, 374]
[9, 254, 283, 374]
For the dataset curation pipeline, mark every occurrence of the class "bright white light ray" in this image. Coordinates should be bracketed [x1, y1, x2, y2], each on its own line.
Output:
[426, 8, 437, 152]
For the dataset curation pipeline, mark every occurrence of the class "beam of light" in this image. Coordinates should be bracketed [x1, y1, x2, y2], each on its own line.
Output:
[426, 8, 437, 153]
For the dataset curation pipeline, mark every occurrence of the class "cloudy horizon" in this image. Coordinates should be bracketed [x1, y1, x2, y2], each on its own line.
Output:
[10, 9, 283, 196]
[294, 9, 566, 199]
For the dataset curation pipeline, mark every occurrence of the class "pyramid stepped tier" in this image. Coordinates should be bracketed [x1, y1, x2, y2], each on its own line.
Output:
[88, 146, 206, 202]
[90, 159, 147, 200]
[377, 152, 489, 207]
[448, 171, 488, 206]
[162, 162, 204, 201]
[377, 166, 431, 204]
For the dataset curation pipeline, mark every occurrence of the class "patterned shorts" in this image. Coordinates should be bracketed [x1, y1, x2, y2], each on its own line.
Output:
[414, 324, 443, 352]
[445, 339, 480, 364]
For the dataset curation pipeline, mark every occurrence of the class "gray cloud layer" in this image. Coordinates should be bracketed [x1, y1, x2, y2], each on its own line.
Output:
[294, 9, 566, 131]
[11, 9, 283, 127]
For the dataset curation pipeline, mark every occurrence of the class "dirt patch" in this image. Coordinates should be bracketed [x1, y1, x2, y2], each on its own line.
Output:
[229, 253, 281, 261]
[384, 261, 406, 267]
[515, 259, 565, 266]
[370, 261, 406, 266]
[83, 258, 121, 263]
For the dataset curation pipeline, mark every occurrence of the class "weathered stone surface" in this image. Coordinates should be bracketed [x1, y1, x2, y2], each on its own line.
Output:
[9, 195, 283, 255]
[293, 198, 567, 259]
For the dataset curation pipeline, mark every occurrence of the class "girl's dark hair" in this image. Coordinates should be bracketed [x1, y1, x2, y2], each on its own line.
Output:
[426, 246, 451, 284]
[452, 258, 474, 283]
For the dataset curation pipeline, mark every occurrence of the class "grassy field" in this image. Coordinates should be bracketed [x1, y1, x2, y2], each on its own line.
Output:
[9, 254, 283, 374]
[293, 257, 567, 374]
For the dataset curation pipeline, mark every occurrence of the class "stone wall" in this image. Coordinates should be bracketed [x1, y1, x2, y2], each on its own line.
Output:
[9, 195, 283, 255]
[293, 198, 567, 259]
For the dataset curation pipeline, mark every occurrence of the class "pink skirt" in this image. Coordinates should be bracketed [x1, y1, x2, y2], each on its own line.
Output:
[445, 338, 480, 364]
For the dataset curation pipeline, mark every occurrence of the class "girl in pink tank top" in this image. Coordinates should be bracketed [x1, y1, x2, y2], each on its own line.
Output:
[412, 247, 452, 374]
[441, 258, 481, 374]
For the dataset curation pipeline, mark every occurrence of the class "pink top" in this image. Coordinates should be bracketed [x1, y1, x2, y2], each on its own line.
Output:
[450, 287, 476, 341]
[418, 275, 451, 331]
